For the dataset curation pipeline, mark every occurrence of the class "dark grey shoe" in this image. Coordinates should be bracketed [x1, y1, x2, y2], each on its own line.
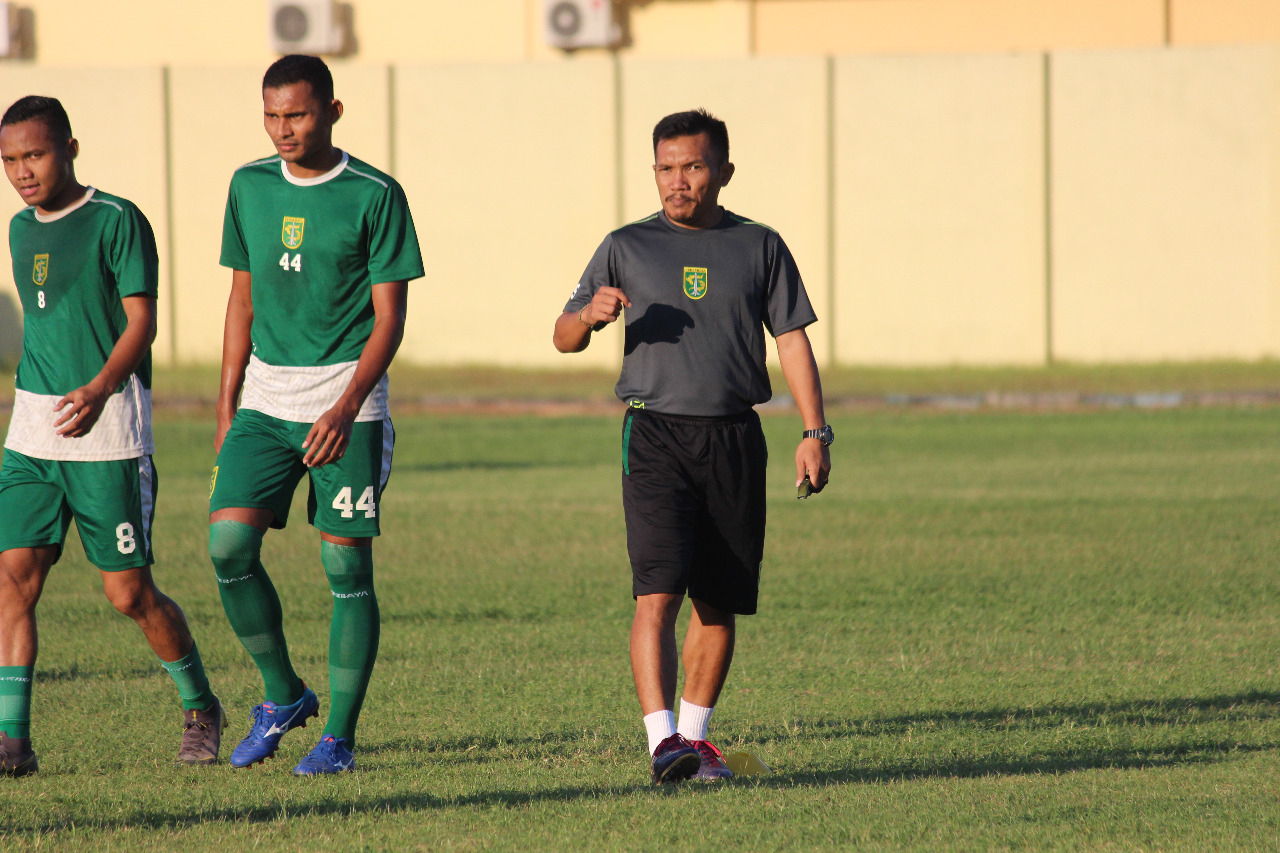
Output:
[650, 733, 700, 784]
[690, 739, 734, 781]
[177, 699, 226, 766]
[0, 730, 37, 777]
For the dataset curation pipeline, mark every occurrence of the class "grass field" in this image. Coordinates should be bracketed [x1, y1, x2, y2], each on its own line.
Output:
[1, 402, 1280, 850]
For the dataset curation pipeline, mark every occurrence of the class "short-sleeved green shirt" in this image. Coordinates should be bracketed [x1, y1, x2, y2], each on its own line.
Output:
[220, 152, 424, 368]
[10, 188, 157, 395]
[4, 188, 158, 462]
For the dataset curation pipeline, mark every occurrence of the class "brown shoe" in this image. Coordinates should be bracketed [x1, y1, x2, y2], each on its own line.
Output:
[0, 730, 38, 777]
[177, 698, 226, 766]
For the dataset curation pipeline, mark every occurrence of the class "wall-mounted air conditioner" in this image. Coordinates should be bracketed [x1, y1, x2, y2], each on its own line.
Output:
[269, 0, 344, 55]
[544, 0, 621, 50]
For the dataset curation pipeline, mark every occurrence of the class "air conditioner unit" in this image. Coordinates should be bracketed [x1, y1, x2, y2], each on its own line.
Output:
[269, 0, 343, 55]
[544, 0, 620, 50]
[0, 3, 18, 59]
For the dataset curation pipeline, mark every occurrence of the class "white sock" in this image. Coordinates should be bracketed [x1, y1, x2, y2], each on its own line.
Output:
[643, 709, 676, 755]
[676, 698, 714, 742]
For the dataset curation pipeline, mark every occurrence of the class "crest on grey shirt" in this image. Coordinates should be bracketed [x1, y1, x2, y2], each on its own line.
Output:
[683, 267, 707, 300]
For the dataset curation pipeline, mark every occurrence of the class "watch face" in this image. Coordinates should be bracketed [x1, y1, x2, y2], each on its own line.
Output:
[819, 425, 834, 445]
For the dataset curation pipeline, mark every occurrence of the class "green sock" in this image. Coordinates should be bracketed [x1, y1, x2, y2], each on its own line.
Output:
[0, 666, 33, 739]
[160, 645, 215, 712]
[321, 542, 379, 745]
[210, 520, 304, 705]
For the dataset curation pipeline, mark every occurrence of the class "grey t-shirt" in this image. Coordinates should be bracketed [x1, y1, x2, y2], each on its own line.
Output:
[564, 209, 817, 417]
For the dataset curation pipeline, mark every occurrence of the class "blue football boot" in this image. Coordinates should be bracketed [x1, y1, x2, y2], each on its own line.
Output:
[229, 686, 320, 768]
[293, 734, 355, 775]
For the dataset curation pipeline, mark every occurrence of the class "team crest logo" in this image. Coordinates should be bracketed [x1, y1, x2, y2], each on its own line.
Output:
[281, 217, 305, 249]
[32, 254, 48, 286]
[683, 267, 708, 300]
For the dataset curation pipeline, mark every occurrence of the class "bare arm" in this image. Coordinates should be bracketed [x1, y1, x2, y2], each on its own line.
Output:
[301, 280, 408, 468]
[553, 286, 630, 353]
[214, 269, 254, 454]
[54, 294, 157, 438]
[775, 327, 831, 490]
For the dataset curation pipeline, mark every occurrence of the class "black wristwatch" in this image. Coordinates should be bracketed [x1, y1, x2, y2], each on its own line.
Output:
[803, 425, 834, 446]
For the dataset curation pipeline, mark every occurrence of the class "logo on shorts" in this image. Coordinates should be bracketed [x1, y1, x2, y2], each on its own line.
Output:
[32, 254, 48, 285]
[281, 217, 305, 249]
[683, 267, 707, 300]
[209, 466, 218, 499]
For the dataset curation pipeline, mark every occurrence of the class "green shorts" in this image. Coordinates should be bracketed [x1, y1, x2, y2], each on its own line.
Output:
[0, 448, 157, 571]
[209, 408, 394, 538]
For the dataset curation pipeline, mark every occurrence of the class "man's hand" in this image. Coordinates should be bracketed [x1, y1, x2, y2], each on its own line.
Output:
[213, 409, 236, 456]
[582, 286, 630, 328]
[302, 404, 358, 468]
[53, 380, 112, 438]
[795, 437, 831, 493]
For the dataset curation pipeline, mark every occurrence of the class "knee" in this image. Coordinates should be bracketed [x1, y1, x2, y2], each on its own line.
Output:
[320, 542, 373, 596]
[0, 550, 53, 612]
[690, 598, 735, 630]
[104, 579, 151, 620]
[634, 593, 683, 630]
[209, 520, 265, 579]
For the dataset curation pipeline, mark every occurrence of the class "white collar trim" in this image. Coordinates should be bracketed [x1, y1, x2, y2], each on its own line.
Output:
[280, 151, 348, 186]
[34, 186, 95, 223]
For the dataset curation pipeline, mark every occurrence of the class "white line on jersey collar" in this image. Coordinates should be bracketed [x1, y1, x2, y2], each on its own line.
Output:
[279, 151, 349, 187]
[33, 187, 95, 223]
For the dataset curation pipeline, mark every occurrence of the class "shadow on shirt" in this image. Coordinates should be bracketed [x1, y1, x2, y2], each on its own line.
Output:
[624, 303, 695, 355]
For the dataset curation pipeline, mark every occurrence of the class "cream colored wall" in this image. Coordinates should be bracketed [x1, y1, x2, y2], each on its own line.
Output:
[16, 0, 1276, 70]
[1049, 45, 1280, 362]
[0, 68, 172, 359]
[1174, 0, 1280, 45]
[17, 0, 272, 66]
[392, 60, 620, 369]
[755, 0, 1166, 56]
[7, 0, 1280, 70]
[833, 54, 1047, 365]
[620, 56, 832, 364]
[4, 3, 1280, 368]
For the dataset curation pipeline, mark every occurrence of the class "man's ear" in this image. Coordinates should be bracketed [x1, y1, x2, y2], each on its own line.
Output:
[330, 99, 344, 125]
[719, 161, 735, 187]
[66, 137, 79, 161]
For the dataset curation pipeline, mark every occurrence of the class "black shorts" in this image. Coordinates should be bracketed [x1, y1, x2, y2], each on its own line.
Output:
[621, 407, 767, 615]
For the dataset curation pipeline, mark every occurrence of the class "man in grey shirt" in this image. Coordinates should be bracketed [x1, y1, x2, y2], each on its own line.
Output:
[553, 109, 833, 784]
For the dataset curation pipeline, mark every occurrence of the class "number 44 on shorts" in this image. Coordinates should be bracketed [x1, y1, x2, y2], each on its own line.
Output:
[332, 486, 376, 519]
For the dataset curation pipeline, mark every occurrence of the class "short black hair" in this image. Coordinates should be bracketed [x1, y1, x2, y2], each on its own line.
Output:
[1, 95, 73, 145]
[652, 108, 729, 167]
[263, 54, 334, 103]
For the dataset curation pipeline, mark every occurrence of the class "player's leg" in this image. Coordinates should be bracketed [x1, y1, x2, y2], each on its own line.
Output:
[621, 409, 701, 783]
[679, 411, 768, 781]
[0, 547, 55, 778]
[292, 416, 391, 776]
[70, 455, 224, 765]
[679, 597, 736, 709]
[0, 450, 74, 777]
[209, 507, 306, 705]
[209, 411, 315, 767]
[630, 593, 684, 715]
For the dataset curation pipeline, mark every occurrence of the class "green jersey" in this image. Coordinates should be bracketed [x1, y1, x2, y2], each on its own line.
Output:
[219, 152, 423, 423]
[4, 188, 157, 461]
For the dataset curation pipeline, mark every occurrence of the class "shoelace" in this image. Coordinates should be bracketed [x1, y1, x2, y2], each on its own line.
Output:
[693, 741, 723, 764]
[305, 738, 343, 764]
[246, 703, 279, 733]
